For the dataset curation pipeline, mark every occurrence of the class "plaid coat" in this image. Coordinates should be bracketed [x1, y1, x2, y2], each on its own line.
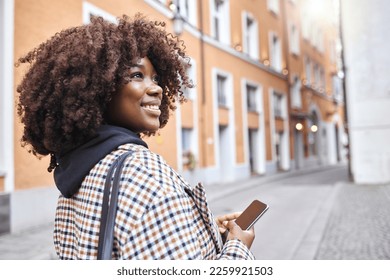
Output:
[54, 143, 255, 259]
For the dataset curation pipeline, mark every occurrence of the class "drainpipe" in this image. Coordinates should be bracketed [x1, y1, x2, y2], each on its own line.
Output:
[280, 0, 293, 170]
[198, 0, 207, 168]
[339, 0, 353, 181]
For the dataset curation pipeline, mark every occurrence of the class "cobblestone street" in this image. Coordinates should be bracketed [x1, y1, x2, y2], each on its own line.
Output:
[315, 184, 390, 259]
[209, 165, 390, 260]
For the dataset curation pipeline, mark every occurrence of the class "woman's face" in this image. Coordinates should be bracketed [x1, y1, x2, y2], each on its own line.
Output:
[107, 57, 163, 133]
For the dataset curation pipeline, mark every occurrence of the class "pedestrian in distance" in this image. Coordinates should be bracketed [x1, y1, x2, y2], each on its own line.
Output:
[16, 14, 255, 259]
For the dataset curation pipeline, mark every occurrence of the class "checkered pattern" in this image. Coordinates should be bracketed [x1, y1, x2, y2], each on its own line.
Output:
[54, 144, 255, 260]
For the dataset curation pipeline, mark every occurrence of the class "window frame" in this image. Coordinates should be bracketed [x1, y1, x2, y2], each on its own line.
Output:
[273, 92, 286, 119]
[210, 0, 231, 45]
[182, 58, 197, 100]
[269, 31, 282, 72]
[246, 83, 259, 113]
[177, 0, 198, 26]
[304, 56, 312, 84]
[267, 0, 280, 15]
[181, 127, 193, 153]
[82, 2, 117, 24]
[217, 74, 228, 107]
[290, 75, 302, 109]
[289, 22, 300, 55]
[242, 11, 259, 60]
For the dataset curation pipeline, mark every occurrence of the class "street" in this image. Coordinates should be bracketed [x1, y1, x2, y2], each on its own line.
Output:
[209, 165, 390, 260]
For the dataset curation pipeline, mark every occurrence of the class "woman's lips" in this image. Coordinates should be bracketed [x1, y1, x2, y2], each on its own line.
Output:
[142, 104, 161, 116]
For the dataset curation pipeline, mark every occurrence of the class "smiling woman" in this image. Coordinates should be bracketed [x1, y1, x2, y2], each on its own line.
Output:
[16, 14, 256, 260]
[107, 57, 163, 134]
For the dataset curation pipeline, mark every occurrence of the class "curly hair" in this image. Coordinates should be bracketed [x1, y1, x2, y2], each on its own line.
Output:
[17, 14, 192, 159]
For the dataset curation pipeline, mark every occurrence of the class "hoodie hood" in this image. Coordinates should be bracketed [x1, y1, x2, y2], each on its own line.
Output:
[54, 125, 148, 198]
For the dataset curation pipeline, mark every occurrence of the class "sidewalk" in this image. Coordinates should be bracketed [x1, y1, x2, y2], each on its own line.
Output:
[314, 182, 390, 259]
[0, 164, 345, 260]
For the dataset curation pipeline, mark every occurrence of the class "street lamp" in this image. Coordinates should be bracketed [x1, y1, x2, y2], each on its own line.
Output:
[172, 11, 184, 36]
[295, 123, 303, 131]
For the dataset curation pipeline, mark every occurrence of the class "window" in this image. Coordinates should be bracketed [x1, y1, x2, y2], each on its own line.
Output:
[329, 40, 336, 63]
[289, 23, 300, 55]
[177, 0, 197, 26]
[243, 12, 259, 59]
[83, 2, 116, 24]
[267, 0, 280, 15]
[309, 22, 316, 46]
[310, 23, 324, 52]
[217, 74, 227, 107]
[290, 76, 302, 109]
[320, 67, 325, 90]
[211, 0, 230, 44]
[273, 93, 283, 118]
[182, 59, 196, 100]
[270, 32, 282, 71]
[177, 0, 189, 19]
[332, 75, 343, 101]
[274, 131, 283, 169]
[181, 127, 196, 169]
[312, 64, 324, 90]
[181, 128, 192, 153]
[246, 84, 258, 112]
[313, 63, 319, 87]
[304, 56, 312, 84]
[316, 28, 324, 52]
[301, 12, 310, 40]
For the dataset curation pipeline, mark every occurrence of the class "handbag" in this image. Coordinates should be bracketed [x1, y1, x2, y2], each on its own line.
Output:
[97, 151, 132, 259]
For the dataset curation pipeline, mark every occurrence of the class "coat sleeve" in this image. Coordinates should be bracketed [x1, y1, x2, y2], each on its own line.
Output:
[117, 155, 255, 260]
[119, 189, 255, 259]
[120, 191, 204, 259]
[217, 238, 255, 260]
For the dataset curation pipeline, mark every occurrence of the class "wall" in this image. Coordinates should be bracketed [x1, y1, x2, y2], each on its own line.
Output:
[342, 0, 390, 184]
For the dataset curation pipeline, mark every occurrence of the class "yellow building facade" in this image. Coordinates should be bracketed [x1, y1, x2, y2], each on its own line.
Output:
[0, 0, 345, 233]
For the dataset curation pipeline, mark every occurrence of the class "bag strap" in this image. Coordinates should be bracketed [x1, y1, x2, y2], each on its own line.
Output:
[97, 151, 132, 260]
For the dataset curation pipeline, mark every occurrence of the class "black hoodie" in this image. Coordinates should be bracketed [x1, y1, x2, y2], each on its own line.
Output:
[54, 125, 148, 198]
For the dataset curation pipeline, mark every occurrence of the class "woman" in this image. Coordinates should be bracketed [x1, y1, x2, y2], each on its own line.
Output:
[17, 14, 255, 259]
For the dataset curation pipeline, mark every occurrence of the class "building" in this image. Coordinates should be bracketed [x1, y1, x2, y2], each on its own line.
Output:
[341, 0, 390, 184]
[0, 0, 345, 234]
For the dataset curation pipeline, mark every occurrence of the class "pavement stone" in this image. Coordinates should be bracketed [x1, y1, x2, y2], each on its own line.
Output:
[0, 223, 57, 260]
[314, 183, 390, 260]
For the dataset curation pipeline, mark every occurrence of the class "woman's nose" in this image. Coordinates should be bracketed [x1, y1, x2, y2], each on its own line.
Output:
[147, 81, 163, 99]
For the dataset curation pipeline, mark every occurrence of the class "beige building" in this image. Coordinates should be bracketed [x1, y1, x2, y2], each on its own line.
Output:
[0, 0, 345, 234]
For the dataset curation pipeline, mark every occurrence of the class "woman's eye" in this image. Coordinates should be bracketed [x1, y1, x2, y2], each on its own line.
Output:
[130, 72, 143, 79]
[152, 75, 160, 83]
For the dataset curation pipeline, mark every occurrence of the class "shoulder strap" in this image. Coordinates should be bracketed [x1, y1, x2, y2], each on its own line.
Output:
[97, 151, 132, 260]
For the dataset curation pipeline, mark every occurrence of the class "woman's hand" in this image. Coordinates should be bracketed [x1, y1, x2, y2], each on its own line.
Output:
[225, 220, 255, 249]
[215, 212, 241, 233]
[215, 212, 255, 249]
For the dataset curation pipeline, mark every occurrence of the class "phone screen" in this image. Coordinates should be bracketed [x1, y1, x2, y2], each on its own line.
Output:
[235, 199, 269, 230]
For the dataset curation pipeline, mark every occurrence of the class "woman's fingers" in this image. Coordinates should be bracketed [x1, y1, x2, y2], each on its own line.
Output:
[215, 212, 242, 227]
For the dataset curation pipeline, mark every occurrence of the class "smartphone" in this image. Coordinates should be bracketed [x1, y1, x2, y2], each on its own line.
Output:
[235, 199, 269, 230]
[221, 199, 269, 243]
